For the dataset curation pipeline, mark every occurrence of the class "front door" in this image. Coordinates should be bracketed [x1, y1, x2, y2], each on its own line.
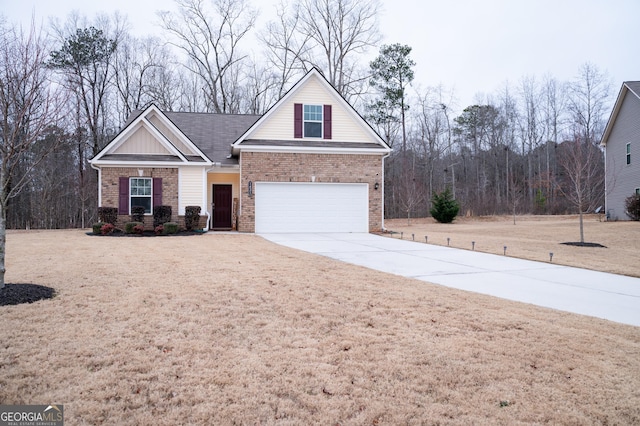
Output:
[212, 184, 233, 229]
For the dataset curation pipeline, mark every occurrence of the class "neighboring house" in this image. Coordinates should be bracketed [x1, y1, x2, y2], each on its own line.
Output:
[90, 68, 391, 233]
[601, 81, 640, 220]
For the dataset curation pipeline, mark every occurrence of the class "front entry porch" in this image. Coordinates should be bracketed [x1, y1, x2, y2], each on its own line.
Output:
[207, 171, 240, 231]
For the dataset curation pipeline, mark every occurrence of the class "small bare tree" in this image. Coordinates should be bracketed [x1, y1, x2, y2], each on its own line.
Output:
[557, 137, 605, 243]
[0, 19, 66, 288]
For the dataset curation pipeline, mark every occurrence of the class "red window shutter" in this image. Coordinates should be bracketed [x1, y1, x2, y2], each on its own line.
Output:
[323, 104, 332, 139]
[118, 177, 129, 215]
[294, 103, 303, 138]
[153, 177, 163, 207]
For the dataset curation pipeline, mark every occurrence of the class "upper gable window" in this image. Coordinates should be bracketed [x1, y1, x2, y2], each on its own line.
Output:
[294, 103, 331, 139]
[627, 143, 631, 165]
[304, 104, 323, 138]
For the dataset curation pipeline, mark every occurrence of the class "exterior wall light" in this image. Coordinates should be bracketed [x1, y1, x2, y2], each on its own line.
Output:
[374, 182, 379, 190]
[248, 181, 253, 197]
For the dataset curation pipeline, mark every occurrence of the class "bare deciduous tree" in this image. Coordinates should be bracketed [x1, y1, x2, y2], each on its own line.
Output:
[159, 0, 257, 113]
[114, 35, 175, 121]
[265, 0, 381, 101]
[557, 137, 605, 243]
[0, 19, 66, 287]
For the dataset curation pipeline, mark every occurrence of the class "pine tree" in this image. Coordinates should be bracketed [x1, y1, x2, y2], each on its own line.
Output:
[430, 188, 459, 223]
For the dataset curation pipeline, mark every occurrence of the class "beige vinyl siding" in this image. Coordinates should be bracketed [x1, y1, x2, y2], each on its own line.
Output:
[250, 75, 372, 143]
[147, 114, 197, 155]
[605, 91, 640, 220]
[179, 167, 206, 214]
[112, 124, 172, 155]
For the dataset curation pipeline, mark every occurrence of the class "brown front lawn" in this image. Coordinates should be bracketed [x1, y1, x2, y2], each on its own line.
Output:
[1, 227, 639, 424]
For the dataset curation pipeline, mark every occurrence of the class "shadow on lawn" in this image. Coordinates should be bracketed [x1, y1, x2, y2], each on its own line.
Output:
[0, 284, 56, 306]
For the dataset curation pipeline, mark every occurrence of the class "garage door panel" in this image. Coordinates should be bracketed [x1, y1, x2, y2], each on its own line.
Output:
[255, 183, 368, 233]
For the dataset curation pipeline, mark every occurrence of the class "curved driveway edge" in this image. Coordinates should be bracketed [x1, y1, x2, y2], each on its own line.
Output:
[260, 232, 640, 327]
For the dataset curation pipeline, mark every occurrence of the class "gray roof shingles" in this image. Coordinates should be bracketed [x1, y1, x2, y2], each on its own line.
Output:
[164, 112, 261, 165]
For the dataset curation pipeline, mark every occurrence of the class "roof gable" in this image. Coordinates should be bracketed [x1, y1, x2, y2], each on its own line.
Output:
[601, 81, 640, 147]
[91, 104, 210, 165]
[232, 68, 390, 154]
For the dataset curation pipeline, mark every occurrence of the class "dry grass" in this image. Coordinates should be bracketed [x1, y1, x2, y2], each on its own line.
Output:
[385, 214, 640, 278]
[1, 225, 639, 425]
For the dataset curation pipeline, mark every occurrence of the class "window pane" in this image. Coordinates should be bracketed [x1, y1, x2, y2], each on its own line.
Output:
[131, 197, 151, 214]
[130, 178, 152, 213]
[304, 104, 322, 121]
[304, 122, 322, 138]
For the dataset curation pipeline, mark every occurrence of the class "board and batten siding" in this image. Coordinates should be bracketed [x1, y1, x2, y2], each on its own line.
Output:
[606, 91, 640, 220]
[147, 114, 197, 156]
[250, 75, 372, 142]
[112, 124, 172, 155]
[179, 167, 206, 215]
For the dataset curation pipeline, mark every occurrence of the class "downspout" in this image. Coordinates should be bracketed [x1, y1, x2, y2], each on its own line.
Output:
[90, 162, 101, 214]
[602, 144, 608, 220]
[381, 151, 391, 232]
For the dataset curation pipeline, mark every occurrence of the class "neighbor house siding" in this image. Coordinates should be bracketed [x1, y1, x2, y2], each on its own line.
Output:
[179, 167, 206, 215]
[250, 76, 371, 143]
[606, 92, 640, 220]
[238, 152, 383, 232]
[112, 124, 172, 155]
[101, 167, 179, 229]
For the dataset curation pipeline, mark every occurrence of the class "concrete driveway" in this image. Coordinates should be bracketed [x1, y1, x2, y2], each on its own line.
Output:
[261, 232, 640, 327]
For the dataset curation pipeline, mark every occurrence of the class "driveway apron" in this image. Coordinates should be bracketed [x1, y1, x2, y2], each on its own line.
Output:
[260, 233, 640, 327]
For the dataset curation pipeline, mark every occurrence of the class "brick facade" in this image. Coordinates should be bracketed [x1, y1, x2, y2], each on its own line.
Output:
[101, 167, 181, 230]
[238, 152, 384, 232]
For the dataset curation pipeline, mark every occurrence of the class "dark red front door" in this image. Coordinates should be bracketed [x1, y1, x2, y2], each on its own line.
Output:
[212, 184, 232, 229]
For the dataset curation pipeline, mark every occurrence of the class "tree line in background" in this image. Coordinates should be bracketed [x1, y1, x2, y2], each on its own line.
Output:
[0, 0, 614, 234]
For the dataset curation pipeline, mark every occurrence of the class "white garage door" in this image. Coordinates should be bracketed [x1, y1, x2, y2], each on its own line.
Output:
[255, 182, 369, 233]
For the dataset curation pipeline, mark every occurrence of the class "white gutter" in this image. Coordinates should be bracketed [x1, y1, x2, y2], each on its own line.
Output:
[232, 145, 391, 156]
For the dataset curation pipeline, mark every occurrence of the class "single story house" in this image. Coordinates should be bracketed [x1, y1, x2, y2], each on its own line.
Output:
[600, 81, 640, 220]
[90, 68, 391, 232]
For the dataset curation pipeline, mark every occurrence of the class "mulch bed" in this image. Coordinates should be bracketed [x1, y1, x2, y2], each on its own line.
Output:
[87, 230, 205, 237]
[561, 242, 607, 248]
[0, 284, 56, 306]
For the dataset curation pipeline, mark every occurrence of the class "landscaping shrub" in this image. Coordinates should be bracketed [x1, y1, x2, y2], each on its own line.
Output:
[133, 224, 145, 234]
[162, 222, 179, 235]
[154, 205, 172, 228]
[125, 222, 144, 234]
[100, 223, 115, 235]
[154, 225, 164, 235]
[185, 206, 201, 230]
[131, 206, 146, 223]
[97, 207, 118, 225]
[625, 193, 640, 221]
[430, 187, 459, 224]
[92, 222, 105, 235]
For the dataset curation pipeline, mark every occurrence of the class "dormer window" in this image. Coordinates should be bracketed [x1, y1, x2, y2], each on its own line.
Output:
[304, 105, 323, 138]
[294, 103, 332, 139]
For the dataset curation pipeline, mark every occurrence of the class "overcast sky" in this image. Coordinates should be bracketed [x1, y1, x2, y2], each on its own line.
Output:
[3, 0, 639, 110]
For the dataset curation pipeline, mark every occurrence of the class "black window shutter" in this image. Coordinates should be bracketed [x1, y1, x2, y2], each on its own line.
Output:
[153, 177, 163, 207]
[323, 104, 332, 139]
[294, 103, 303, 138]
[118, 177, 129, 215]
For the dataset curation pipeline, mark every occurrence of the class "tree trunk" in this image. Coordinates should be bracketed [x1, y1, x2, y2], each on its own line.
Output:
[579, 209, 585, 243]
[0, 205, 6, 289]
